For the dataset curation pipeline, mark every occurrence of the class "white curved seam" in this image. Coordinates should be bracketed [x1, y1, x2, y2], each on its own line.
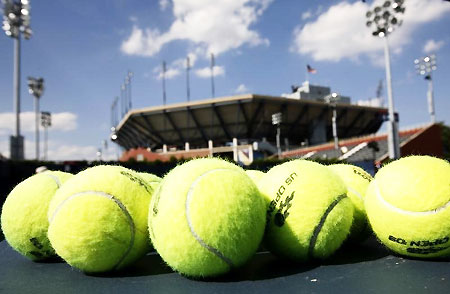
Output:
[375, 181, 450, 216]
[49, 190, 135, 270]
[185, 168, 235, 268]
[347, 186, 364, 202]
[44, 173, 61, 188]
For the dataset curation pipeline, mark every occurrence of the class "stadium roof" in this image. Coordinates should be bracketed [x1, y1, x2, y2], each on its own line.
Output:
[113, 94, 389, 150]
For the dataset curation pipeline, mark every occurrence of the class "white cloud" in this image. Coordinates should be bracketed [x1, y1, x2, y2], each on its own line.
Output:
[301, 11, 312, 20]
[0, 112, 77, 136]
[235, 84, 249, 94]
[292, 0, 450, 64]
[195, 66, 225, 78]
[129, 16, 138, 23]
[121, 0, 272, 57]
[121, 26, 167, 57]
[152, 52, 200, 80]
[423, 39, 445, 53]
[154, 66, 181, 80]
[0, 137, 119, 161]
[159, 0, 171, 11]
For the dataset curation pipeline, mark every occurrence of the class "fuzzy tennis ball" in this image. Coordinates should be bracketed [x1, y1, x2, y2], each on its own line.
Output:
[137, 172, 161, 191]
[329, 164, 373, 242]
[245, 170, 265, 184]
[137, 172, 161, 251]
[365, 156, 450, 258]
[1, 171, 72, 261]
[47, 165, 153, 273]
[257, 159, 354, 261]
[149, 157, 266, 277]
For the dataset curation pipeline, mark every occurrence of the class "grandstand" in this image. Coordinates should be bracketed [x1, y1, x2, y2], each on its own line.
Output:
[113, 93, 388, 154]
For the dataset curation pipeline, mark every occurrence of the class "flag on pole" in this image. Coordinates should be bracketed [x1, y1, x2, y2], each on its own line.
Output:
[307, 64, 317, 74]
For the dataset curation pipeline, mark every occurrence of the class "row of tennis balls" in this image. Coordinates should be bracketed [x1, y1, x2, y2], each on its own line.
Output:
[2, 155, 449, 278]
[1, 159, 362, 276]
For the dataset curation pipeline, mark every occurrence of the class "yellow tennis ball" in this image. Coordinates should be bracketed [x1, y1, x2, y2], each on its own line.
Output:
[1, 171, 72, 260]
[258, 159, 354, 261]
[149, 158, 266, 277]
[137, 172, 161, 251]
[245, 170, 265, 183]
[47, 165, 154, 273]
[137, 172, 161, 191]
[329, 164, 373, 242]
[365, 156, 450, 258]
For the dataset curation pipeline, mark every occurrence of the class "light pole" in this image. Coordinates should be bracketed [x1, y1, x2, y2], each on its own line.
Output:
[325, 93, 340, 150]
[120, 83, 126, 117]
[162, 61, 167, 105]
[186, 56, 190, 102]
[414, 54, 437, 124]
[210, 53, 215, 98]
[40, 111, 51, 161]
[366, 0, 405, 159]
[27, 76, 44, 160]
[2, 0, 32, 160]
[111, 96, 118, 129]
[272, 112, 282, 158]
[127, 71, 133, 110]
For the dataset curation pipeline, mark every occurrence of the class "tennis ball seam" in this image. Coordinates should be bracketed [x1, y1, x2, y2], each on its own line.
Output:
[43, 173, 62, 188]
[185, 168, 237, 269]
[49, 190, 135, 270]
[374, 181, 450, 215]
[308, 193, 347, 258]
[347, 186, 364, 202]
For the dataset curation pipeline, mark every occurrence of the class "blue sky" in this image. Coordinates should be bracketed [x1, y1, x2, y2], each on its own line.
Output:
[1, 0, 449, 160]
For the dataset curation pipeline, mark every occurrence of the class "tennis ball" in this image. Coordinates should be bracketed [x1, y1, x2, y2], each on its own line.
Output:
[149, 157, 266, 277]
[329, 164, 373, 242]
[47, 165, 153, 273]
[137, 172, 161, 251]
[245, 170, 265, 183]
[257, 159, 354, 261]
[365, 156, 450, 258]
[1, 171, 72, 261]
[137, 172, 161, 191]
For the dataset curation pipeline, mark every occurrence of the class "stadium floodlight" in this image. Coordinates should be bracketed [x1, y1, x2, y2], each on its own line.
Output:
[325, 93, 340, 150]
[366, 0, 405, 159]
[40, 111, 51, 161]
[127, 71, 133, 110]
[27, 76, 44, 160]
[272, 112, 282, 158]
[414, 54, 437, 123]
[2, 0, 32, 159]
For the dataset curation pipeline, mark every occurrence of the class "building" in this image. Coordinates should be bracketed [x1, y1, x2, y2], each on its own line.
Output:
[114, 92, 389, 163]
[282, 81, 351, 104]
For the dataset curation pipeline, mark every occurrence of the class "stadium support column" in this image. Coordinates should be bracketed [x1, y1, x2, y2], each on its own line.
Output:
[233, 138, 238, 162]
[208, 140, 213, 157]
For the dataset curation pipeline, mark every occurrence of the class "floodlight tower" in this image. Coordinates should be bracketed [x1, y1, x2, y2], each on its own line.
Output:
[40, 111, 51, 161]
[366, 0, 405, 159]
[272, 112, 282, 158]
[2, 0, 32, 160]
[126, 71, 133, 110]
[414, 54, 437, 124]
[27, 76, 44, 160]
[325, 93, 340, 150]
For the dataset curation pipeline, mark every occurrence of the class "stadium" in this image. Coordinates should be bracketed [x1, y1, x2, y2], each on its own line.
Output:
[113, 82, 443, 172]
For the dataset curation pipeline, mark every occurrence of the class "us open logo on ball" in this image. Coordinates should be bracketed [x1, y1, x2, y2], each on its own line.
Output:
[388, 235, 450, 255]
[266, 172, 297, 227]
